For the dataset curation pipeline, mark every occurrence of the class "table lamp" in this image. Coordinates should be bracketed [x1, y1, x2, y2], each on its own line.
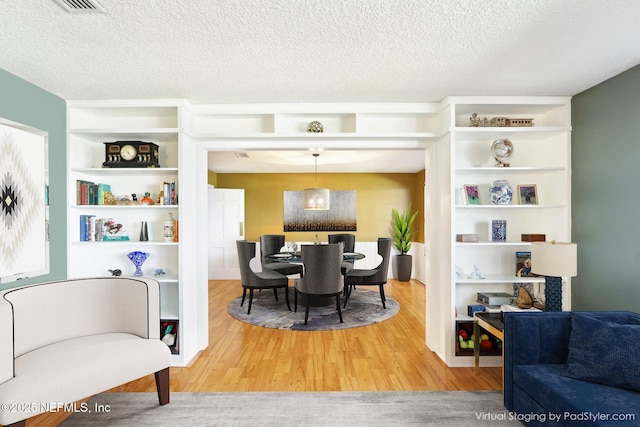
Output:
[530, 241, 577, 312]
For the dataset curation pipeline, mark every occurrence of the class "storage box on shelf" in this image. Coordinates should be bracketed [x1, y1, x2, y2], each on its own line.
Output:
[66, 100, 202, 366]
[439, 96, 572, 367]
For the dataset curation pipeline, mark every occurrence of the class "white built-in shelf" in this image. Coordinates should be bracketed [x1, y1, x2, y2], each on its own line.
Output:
[71, 204, 178, 209]
[455, 241, 534, 246]
[72, 167, 179, 175]
[456, 275, 546, 284]
[455, 204, 566, 209]
[71, 241, 179, 246]
[455, 167, 565, 173]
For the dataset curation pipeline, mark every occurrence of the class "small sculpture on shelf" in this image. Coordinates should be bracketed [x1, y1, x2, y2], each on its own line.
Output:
[467, 264, 485, 279]
[490, 138, 513, 167]
[141, 192, 154, 205]
[154, 268, 166, 276]
[131, 193, 138, 204]
[108, 268, 122, 276]
[103, 191, 116, 205]
[307, 121, 324, 133]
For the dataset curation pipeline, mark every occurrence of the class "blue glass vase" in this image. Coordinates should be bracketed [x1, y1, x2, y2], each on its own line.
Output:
[127, 251, 149, 277]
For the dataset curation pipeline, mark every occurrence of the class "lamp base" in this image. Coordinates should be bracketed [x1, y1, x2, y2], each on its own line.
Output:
[544, 276, 563, 311]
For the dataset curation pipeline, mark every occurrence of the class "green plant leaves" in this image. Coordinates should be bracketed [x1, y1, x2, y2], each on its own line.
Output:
[390, 202, 418, 255]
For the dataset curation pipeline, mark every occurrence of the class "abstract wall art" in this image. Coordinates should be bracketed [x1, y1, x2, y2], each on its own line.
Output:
[0, 119, 48, 283]
[284, 190, 356, 232]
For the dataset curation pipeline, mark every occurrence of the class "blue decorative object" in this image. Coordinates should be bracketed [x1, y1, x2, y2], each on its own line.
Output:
[489, 180, 512, 204]
[544, 276, 563, 311]
[127, 251, 149, 277]
[491, 220, 507, 241]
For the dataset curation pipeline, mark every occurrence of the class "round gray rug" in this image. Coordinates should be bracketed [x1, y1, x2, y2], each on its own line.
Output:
[228, 288, 400, 331]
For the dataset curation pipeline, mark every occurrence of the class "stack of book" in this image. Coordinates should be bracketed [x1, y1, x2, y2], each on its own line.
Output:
[79, 216, 129, 241]
[76, 180, 111, 205]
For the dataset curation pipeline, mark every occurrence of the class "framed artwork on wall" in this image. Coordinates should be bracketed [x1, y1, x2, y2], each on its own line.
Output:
[283, 190, 357, 231]
[0, 118, 48, 284]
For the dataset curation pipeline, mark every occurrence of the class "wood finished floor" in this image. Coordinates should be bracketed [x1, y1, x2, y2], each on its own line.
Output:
[27, 279, 501, 426]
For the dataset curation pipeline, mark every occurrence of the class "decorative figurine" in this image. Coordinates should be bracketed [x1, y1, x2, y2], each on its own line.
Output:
[154, 268, 166, 276]
[141, 192, 154, 205]
[108, 269, 122, 276]
[131, 193, 138, 203]
[467, 264, 485, 279]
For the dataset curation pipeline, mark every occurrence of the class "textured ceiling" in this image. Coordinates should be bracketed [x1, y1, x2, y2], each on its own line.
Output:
[2, 0, 640, 173]
[2, 0, 640, 104]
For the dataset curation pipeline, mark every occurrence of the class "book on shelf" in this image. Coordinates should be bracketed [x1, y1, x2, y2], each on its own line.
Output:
[76, 180, 111, 205]
[79, 216, 129, 241]
[162, 181, 178, 205]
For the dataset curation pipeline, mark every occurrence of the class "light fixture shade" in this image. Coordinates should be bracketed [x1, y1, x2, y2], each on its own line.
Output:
[531, 242, 577, 277]
[302, 187, 330, 210]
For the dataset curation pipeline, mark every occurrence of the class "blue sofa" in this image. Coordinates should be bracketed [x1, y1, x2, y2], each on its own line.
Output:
[504, 311, 640, 426]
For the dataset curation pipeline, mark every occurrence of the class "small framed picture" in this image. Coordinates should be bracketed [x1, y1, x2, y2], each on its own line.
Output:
[517, 185, 538, 205]
[463, 184, 481, 205]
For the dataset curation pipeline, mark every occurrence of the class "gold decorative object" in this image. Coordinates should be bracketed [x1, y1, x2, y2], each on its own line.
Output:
[103, 191, 116, 205]
[490, 138, 514, 167]
[470, 113, 534, 127]
[516, 285, 534, 309]
[307, 121, 324, 133]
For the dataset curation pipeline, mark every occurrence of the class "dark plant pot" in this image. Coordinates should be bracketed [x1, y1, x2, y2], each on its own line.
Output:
[395, 254, 412, 282]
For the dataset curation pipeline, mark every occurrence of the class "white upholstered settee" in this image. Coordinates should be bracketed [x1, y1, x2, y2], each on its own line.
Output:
[0, 277, 172, 427]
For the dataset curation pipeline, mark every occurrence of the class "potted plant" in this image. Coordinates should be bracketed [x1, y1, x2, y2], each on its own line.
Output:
[391, 203, 418, 282]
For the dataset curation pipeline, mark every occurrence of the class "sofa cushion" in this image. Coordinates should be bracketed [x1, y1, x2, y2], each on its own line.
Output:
[0, 333, 170, 425]
[563, 314, 640, 392]
[514, 364, 640, 426]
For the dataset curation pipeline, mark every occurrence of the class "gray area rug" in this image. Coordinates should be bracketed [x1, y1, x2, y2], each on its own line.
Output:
[61, 391, 520, 426]
[227, 288, 399, 330]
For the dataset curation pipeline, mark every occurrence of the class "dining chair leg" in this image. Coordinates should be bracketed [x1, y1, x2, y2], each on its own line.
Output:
[247, 288, 255, 314]
[343, 285, 352, 308]
[379, 285, 386, 309]
[294, 290, 298, 312]
[273, 288, 279, 301]
[336, 295, 343, 323]
[284, 286, 291, 311]
[304, 300, 310, 325]
[240, 287, 247, 307]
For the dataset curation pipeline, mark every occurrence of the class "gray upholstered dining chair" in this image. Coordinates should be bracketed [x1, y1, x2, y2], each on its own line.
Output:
[343, 237, 392, 309]
[260, 234, 304, 277]
[236, 240, 290, 314]
[328, 233, 357, 293]
[294, 243, 344, 325]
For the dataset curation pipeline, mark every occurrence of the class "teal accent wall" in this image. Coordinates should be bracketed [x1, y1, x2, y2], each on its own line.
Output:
[0, 69, 66, 287]
[572, 64, 640, 312]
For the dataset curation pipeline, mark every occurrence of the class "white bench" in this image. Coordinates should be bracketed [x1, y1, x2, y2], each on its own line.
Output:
[0, 277, 171, 427]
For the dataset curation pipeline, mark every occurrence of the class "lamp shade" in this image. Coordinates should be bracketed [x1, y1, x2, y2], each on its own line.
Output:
[302, 187, 330, 210]
[531, 242, 577, 277]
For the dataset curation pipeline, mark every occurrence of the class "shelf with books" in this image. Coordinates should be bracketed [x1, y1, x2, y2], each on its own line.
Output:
[67, 100, 204, 367]
[434, 96, 571, 368]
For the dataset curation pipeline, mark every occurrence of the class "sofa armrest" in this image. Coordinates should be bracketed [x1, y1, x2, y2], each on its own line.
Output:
[503, 312, 572, 410]
[0, 294, 14, 384]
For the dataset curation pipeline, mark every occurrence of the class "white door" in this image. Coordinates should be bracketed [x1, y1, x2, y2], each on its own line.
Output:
[208, 187, 245, 279]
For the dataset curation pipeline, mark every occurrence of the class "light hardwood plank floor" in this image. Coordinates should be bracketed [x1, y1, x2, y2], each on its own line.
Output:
[27, 279, 501, 426]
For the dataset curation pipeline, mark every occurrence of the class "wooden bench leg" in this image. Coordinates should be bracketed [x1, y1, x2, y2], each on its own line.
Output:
[155, 367, 170, 405]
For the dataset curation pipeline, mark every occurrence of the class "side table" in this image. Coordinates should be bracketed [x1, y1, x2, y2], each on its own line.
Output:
[473, 312, 504, 375]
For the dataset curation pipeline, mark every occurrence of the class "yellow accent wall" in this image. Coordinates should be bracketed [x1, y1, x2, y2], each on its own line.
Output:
[213, 172, 424, 243]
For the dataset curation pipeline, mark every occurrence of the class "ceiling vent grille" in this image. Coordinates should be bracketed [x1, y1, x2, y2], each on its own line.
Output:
[53, 0, 106, 13]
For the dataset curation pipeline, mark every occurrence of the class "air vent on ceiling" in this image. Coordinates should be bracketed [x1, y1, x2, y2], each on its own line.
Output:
[53, 0, 106, 13]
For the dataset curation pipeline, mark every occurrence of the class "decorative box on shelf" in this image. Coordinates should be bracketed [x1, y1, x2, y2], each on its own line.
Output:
[456, 234, 480, 242]
[467, 304, 485, 317]
[521, 234, 546, 242]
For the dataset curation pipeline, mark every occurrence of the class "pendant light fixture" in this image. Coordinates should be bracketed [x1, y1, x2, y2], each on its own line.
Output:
[303, 153, 330, 210]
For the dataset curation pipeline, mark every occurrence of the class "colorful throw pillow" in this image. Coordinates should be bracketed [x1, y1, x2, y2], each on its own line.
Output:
[563, 314, 640, 392]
